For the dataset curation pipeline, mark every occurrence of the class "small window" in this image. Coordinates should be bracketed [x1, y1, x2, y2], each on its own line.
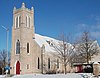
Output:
[38, 57, 40, 69]
[57, 59, 59, 69]
[16, 40, 20, 54]
[27, 43, 29, 53]
[27, 64, 29, 69]
[46, 40, 50, 45]
[48, 58, 50, 69]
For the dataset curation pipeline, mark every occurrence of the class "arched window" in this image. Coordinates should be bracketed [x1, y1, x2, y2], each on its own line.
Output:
[57, 59, 59, 69]
[29, 17, 30, 27]
[16, 17, 18, 28]
[38, 57, 40, 69]
[19, 16, 21, 27]
[48, 58, 50, 69]
[26, 15, 31, 28]
[27, 43, 29, 53]
[16, 40, 20, 54]
[26, 16, 28, 27]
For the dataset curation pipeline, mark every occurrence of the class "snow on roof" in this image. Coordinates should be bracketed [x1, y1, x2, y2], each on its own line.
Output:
[34, 34, 77, 53]
[35, 34, 58, 52]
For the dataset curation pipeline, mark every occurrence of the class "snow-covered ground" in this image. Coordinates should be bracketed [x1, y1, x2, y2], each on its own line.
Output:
[0, 75, 6, 78]
[12, 73, 83, 78]
[0, 73, 100, 78]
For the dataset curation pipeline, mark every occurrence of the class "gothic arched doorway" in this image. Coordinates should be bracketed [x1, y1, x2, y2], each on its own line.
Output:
[16, 61, 20, 74]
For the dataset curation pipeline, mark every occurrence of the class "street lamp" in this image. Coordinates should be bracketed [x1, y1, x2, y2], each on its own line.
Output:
[2, 26, 9, 67]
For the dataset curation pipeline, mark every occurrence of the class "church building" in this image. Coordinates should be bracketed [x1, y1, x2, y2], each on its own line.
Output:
[10, 3, 64, 75]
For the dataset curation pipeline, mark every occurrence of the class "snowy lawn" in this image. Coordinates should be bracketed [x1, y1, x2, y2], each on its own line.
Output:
[12, 73, 82, 78]
[13, 73, 92, 78]
[0, 75, 6, 78]
[0, 73, 100, 78]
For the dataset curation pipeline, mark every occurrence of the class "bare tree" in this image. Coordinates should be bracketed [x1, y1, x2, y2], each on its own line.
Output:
[0, 49, 7, 74]
[52, 33, 75, 74]
[0, 49, 11, 74]
[0, 50, 7, 68]
[75, 31, 100, 64]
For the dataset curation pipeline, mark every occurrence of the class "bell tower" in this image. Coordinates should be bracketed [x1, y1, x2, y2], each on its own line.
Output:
[10, 3, 36, 74]
[13, 3, 34, 36]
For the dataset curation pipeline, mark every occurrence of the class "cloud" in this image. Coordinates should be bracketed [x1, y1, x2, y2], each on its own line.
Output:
[77, 15, 100, 31]
[76, 23, 89, 31]
[87, 14, 100, 21]
[78, 24, 87, 28]
[74, 14, 100, 41]
[91, 31, 100, 38]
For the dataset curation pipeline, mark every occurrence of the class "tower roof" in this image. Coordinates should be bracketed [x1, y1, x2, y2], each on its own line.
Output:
[13, 2, 34, 13]
[22, 2, 25, 8]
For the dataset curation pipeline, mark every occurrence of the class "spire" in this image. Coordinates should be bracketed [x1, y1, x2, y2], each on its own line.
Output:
[22, 2, 25, 8]
[13, 6, 16, 13]
[14, 6, 16, 10]
[31, 7, 34, 11]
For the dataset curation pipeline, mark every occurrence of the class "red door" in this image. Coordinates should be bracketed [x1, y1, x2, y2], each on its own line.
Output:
[16, 61, 20, 74]
[77, 65, 83, 73]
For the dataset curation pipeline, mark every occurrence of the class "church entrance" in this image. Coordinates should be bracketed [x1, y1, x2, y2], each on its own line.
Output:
[16, 61, 20, 74]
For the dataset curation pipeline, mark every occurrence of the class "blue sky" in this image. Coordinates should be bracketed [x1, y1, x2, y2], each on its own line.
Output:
[0, 0, 100, 51]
